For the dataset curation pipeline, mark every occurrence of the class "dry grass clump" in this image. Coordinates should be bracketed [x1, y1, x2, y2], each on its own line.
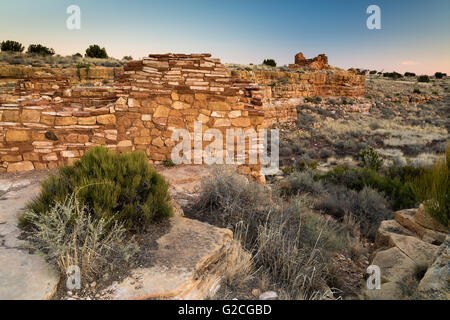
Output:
[22, 196, 138, 282]
[189, 167, 360, 299]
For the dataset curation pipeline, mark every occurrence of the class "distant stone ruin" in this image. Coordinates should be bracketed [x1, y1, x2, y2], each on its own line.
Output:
[290, 52, 329, 70]
[0, 52, 365, 176]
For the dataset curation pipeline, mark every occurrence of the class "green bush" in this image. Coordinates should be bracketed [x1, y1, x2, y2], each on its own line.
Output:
[415, 145, 449, 227]
[319, 166, 419, 210]
[1, 40, 24, 52]
[383, 72, 403, 79]
[434, 72, 446, 79]
[262, 59, 276, 67]
[358, 147, 383, 171]
[413, 88, 421, 94]
[123, 55, 133, 61]
[23, 147, 173, 232]
[417, 75, 430, 83]
[85, 45, 108, 58]
[404, 72, 416, 77]
[27, 44, 55, 56]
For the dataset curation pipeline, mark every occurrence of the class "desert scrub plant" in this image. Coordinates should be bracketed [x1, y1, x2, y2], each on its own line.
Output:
[1, 40, 24, 52]
[22, 196, 138, 281]
[315, 185, 392, 239]
[189, 166, 271, 240]
[359, 147, 383, 171]
[162, 159, 177, 167]
[417, 75, 430, 83]
[262, 59, 276, 67]
[254, 199, 351, 299]
[85, 44, 108, 58]
[280, 170, 324, 196]
[415, 145, 449, 227]
[23, 146, 173, 232]
[27, 44, 55, 56]
[189, 167, 361, 299]
[434, 72, 446, 79]
[319, 166, 418, 211]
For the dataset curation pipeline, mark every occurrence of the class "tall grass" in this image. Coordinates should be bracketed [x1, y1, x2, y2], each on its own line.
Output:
[415, 144, 449, 227]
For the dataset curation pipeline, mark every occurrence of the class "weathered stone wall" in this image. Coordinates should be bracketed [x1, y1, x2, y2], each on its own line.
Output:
[233, 69, 366, 126]
[0, 53, 366, 178]
[0, 54, 266, 181]
[0, 64, 122, 82]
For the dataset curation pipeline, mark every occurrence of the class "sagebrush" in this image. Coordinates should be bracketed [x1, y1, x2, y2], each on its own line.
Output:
[22, 196, 138, 281]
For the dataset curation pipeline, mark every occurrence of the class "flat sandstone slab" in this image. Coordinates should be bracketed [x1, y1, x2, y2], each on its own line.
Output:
[103, 215, 233, 300]
[0, 180, 60, 300]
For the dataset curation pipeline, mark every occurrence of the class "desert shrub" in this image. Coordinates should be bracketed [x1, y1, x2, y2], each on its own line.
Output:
[73, 53, 83, 58]
[85, 45, 108, 58]
[162, 159, 177, 167]
[254, 199, 350, 299]
[383, 72, 403, 80]
[359, 147, 383, 171]
[280, 170, 324, 196]
[190, 167, 270, 234]
[123, 55, 133, 61]
[434, 72, 446, 79]
[27, 44, 55, 56]
[1, 40, 24, 52]
[99, 60, 121, 67]
[415, 145, 449, 227]
[22, 196, 138, 281]
[413, 88, 421, 94]
[319, 167, 418, 210]
[23, 147, 172, 232]
[262, 59, 276, 67]
[417, 75, 430, 83]
[189, 167, 356, 299]
[319, 147, 333, 159]
[316, 185, 392, 239]
[369, 70, 377, 74]
[369, 121, 382, 130]
[404, 72, 416, 77]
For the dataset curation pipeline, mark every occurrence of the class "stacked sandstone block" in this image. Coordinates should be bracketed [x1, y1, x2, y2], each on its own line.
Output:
[234, 69, 365, 125]
[113, 54, 266, 177]
[0, 54, 267, 182]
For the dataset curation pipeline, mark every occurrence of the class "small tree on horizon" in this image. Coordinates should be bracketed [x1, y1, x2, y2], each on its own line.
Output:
[85, 45, 108, 58]
[263, 59, 277, 67]
[27, 44, 55, 56]
[1, 40, 25, 52]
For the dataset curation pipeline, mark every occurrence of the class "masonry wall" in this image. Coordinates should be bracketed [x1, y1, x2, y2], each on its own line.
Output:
[0, 54, 366, 179]
[0, 54, 266, 181]
[232, 69, 365, 126]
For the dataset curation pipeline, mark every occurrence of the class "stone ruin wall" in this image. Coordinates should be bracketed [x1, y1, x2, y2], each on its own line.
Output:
[0, 54, 266, 181]
[0, 52, 365, 177]
[235, 69, 366, 126]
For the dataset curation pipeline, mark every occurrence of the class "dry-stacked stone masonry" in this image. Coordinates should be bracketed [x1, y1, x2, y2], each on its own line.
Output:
[0, 53, 365, 179]
[0, 54, 267, 181]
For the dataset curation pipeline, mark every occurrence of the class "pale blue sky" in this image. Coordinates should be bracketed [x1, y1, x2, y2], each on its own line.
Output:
[1, 0, 449, 74]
